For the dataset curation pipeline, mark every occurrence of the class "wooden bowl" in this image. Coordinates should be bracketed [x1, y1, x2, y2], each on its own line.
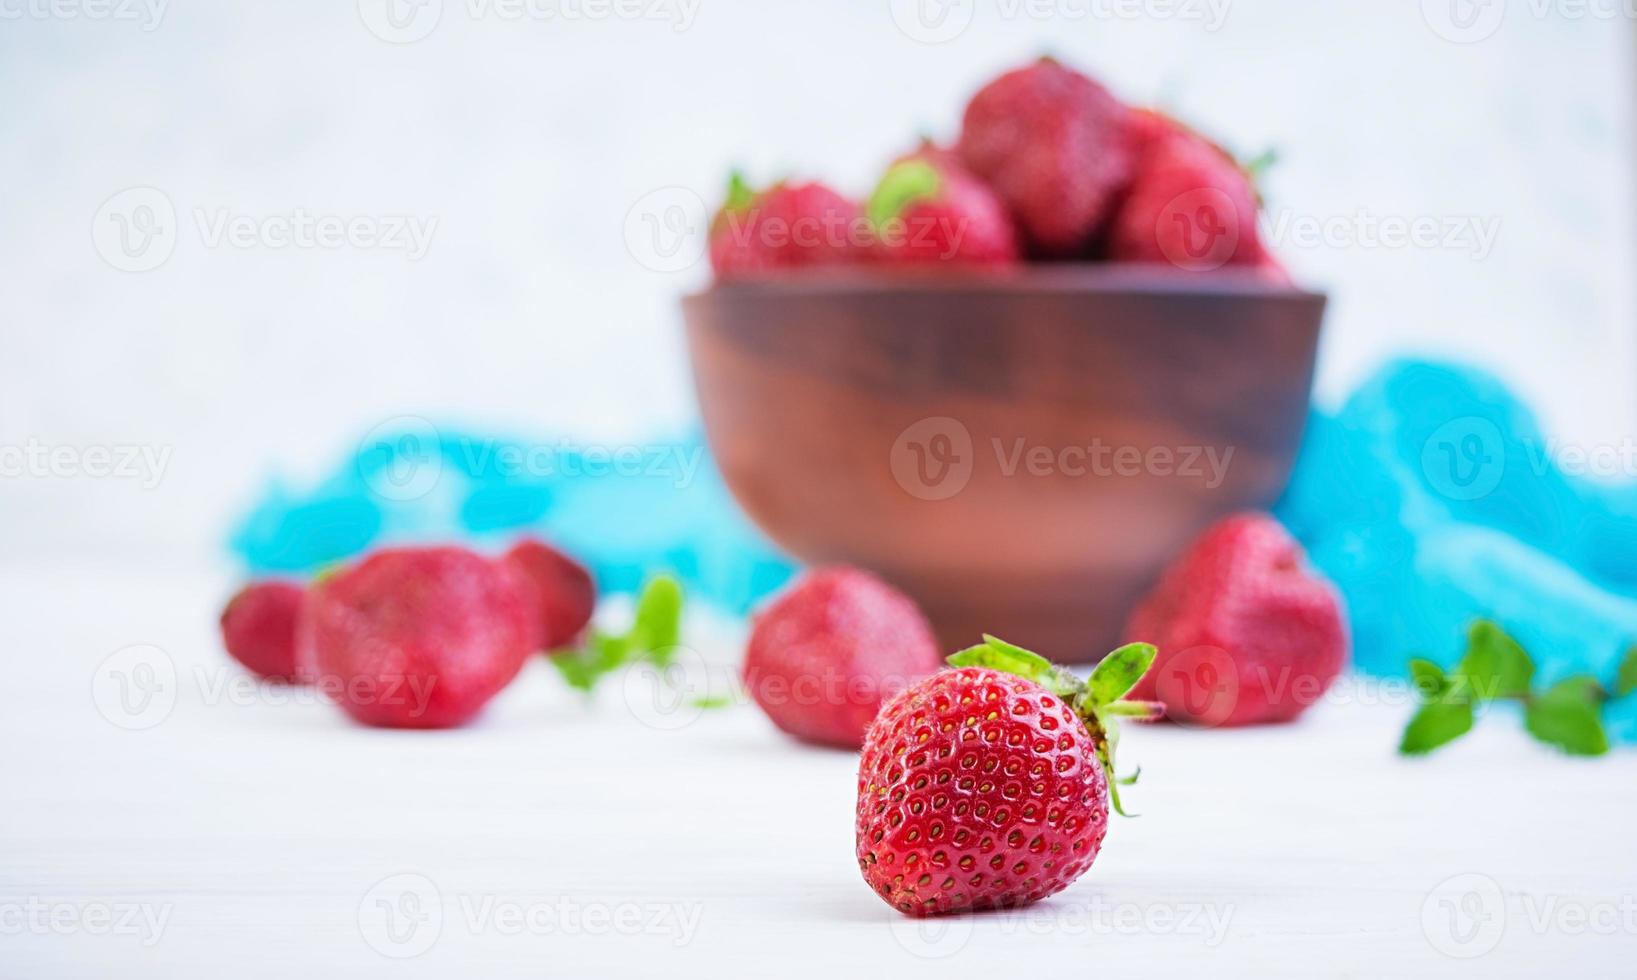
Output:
[682, 267, 1326, 662]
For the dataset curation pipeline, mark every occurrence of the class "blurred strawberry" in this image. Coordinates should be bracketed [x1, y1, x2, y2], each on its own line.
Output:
[1108, 113, 1270, 272]
[957, 57, 1136, 257]
[743, 567, 942, 748]
[866, 145, 1020, 266]
[1123, 513, 1348, 727]
[220, 581, 306, 682]
[502, 537, 595, 652]
[309, 546, 533, 728]
[708, 173, 863, 279]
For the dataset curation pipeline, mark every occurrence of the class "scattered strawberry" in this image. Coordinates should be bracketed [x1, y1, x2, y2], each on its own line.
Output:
[708, 173, 863, 279]
[1107, 114, 1269, 272]
[219, 580, 307, 682]
[501, 537, 596, 652]
[956, 57, 1136, 257]
[856, 636, 1159, 916]
[307, 546, 533, 728]
[743, 567, 943, 749]
[1124, 513, 1348, 727]
[866, 145, 1020, 266]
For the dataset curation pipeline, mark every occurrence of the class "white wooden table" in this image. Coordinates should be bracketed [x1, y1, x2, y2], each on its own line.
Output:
[3, 561, 1633, 978]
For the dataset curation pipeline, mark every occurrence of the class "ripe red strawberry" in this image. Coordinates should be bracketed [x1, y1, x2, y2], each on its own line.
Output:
[308, 546, 533, 728]
[1124, 513, 1348, 727]
[1107, 114, 1269, 272]
[956, 57, 1137, 257]
[501, 537, 596, 652]
[743, 567, 942, 749]
[709, 173, 863, 279]
[857, 637, 1159, 916]
[866, 146, 1020, 266]
[219, 580, 307, 682]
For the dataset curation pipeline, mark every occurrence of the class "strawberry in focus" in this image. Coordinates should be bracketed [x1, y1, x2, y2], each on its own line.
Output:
[866, 145, 1020, 266]
[1107, 110, 1270, 272]
[1123, 513, 1348, 727]
[501, 537, 596, 652]
[307, 546, 534, 728]
[219, 580, 307, 682]
[856, 637, 1159, 916]
[743, 567, 943, 749]
[956, 57, 1136, 257]
[708, 173, 864, 279]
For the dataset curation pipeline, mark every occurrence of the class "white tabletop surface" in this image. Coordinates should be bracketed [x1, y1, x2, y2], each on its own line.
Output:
[3, 560, 1634, 979]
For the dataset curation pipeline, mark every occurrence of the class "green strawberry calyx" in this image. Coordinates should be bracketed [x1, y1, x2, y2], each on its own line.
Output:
[866, 159, 944, 228]
[947, 635, 1162, 817]
[721, 169, 759, 217]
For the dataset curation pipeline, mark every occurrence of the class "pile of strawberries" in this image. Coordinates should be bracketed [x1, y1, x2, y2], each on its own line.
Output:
[710, 57, 1285, 281]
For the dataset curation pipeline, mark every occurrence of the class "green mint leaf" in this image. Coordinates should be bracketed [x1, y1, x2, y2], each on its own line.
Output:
[1615, 646, 1637, 699]
[630, 575, 684, 665]
[1087, 643, 1158, 707]
[690, 695, 735, 710]
[1455, 620, 1534, 700]
[1408, 657, 1448, 698]
[1399, 697, 1474, 755]
[1525, 680, 1609, 756]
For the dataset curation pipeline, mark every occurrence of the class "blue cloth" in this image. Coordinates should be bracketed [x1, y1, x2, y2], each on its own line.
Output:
[1275, 359, 1637, 742]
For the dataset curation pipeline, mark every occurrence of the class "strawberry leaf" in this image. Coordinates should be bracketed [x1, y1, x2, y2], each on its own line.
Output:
[866, 159, 942, 228]
[723, 170, 757, 214]
[948, 636, 1062, 692]
[1087, 643, 1158, 707]
[1399, 697, 1474, 756]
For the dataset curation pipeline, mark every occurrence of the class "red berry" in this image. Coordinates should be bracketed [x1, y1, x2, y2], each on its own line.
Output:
[709, 174, 863, 279]
[957, 58, 1137, 257]
[1124, 513, 1349, 727]
[856, 667, 1110, 916]
[219, 581, 307, 682]
[866, 147, 1020, 267]
[1108, 116, 1268, 272]
[743, 567, 942, 749]
[308, 546, 533, 729]
[502, 537, 595, 652]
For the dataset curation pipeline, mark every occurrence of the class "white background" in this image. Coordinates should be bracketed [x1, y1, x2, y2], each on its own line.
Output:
[1, 0, 1634, 565]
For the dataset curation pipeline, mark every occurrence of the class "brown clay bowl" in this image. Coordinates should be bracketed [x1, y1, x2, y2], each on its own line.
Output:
[682, 267, 1326, 663]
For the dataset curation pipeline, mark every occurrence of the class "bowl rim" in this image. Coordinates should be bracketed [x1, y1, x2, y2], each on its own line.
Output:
[684, 265, 1327, 304]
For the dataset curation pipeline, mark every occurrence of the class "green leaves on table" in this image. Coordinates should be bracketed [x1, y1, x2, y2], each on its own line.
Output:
[549, 574, 685, 693]
[1399, 622, 1636, 758]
